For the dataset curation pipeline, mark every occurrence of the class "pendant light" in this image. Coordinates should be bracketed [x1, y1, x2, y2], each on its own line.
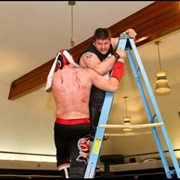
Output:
[155, 41, 170, 94]
[123, 96, 132, 132]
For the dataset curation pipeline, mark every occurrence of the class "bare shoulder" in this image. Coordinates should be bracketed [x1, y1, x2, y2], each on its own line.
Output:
[82, 51, 97, 60]
[85, 52, 93, 58]
[80, 51, 100, 69]
[78, 68, 95, 76]
[76, 68, 94, 83]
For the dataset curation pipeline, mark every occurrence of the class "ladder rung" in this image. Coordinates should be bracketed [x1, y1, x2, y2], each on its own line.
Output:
[100, 122, 164, 129]
[105, 131, 152, 136]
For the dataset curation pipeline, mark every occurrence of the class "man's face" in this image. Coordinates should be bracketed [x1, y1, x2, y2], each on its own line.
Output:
[93, 38, 111, 55]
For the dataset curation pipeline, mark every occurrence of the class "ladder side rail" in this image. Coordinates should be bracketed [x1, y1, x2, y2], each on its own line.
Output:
[160, 125, 180, 177]
[84, 36, 127, 178]
[152, 127, 174, 178]
[119, 36, 174, 177]
[117, 33, 128, 49]
[129, 38, 180, 178]
[126, 46, 172, 178]
[84, 92, 114, 178]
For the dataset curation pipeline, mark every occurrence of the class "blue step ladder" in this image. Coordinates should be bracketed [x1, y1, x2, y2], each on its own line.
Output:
[84, 33, 180, 178]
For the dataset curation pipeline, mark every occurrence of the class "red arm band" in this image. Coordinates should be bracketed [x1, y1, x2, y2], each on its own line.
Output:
[111, 61, 125, 81]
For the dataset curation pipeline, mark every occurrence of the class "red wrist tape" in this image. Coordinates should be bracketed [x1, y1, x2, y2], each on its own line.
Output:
[111, 61, 125, 81]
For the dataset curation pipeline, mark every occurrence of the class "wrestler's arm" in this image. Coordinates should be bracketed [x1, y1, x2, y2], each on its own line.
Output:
[89, 69, 119, 93]
[80, 50, 126, 76]
[79, 52, 115, 76]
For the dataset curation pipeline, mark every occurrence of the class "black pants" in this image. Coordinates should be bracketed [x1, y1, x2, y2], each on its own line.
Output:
[89, 105, 101, 137]
[89, 87, 105, 140]
[54, 121, 90, 178]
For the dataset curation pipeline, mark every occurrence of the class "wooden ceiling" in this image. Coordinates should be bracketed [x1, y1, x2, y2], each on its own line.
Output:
[8, 1, 180, 100]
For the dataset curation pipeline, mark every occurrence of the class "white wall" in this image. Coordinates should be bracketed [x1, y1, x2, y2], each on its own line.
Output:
[0, 81, 56, 163]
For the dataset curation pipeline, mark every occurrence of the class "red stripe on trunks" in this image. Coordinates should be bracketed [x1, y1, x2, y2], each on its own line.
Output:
[56, 118, 90, 125]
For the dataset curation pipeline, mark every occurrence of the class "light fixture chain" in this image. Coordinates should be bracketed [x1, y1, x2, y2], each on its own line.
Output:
[155, 41, 162, 70]
[71, 5, 74, 41]
[157, 42, 162, 70]
[124, 96, 128, 116]
[68, 1, 76, 47]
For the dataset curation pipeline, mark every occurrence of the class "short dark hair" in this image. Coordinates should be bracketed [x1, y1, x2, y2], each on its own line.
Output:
[93, 28, 111, 41]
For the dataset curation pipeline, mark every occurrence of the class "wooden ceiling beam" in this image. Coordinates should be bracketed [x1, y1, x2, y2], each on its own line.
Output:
[8, 1, 180, 100]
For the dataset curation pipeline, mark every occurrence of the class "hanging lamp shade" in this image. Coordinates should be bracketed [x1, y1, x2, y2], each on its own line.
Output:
[154, 41, 170, 94]
[123, 96, 132, 132]
[123, 116, 132, 132]
[155, 70, 170, 93]
[123, 116, 131, 124]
